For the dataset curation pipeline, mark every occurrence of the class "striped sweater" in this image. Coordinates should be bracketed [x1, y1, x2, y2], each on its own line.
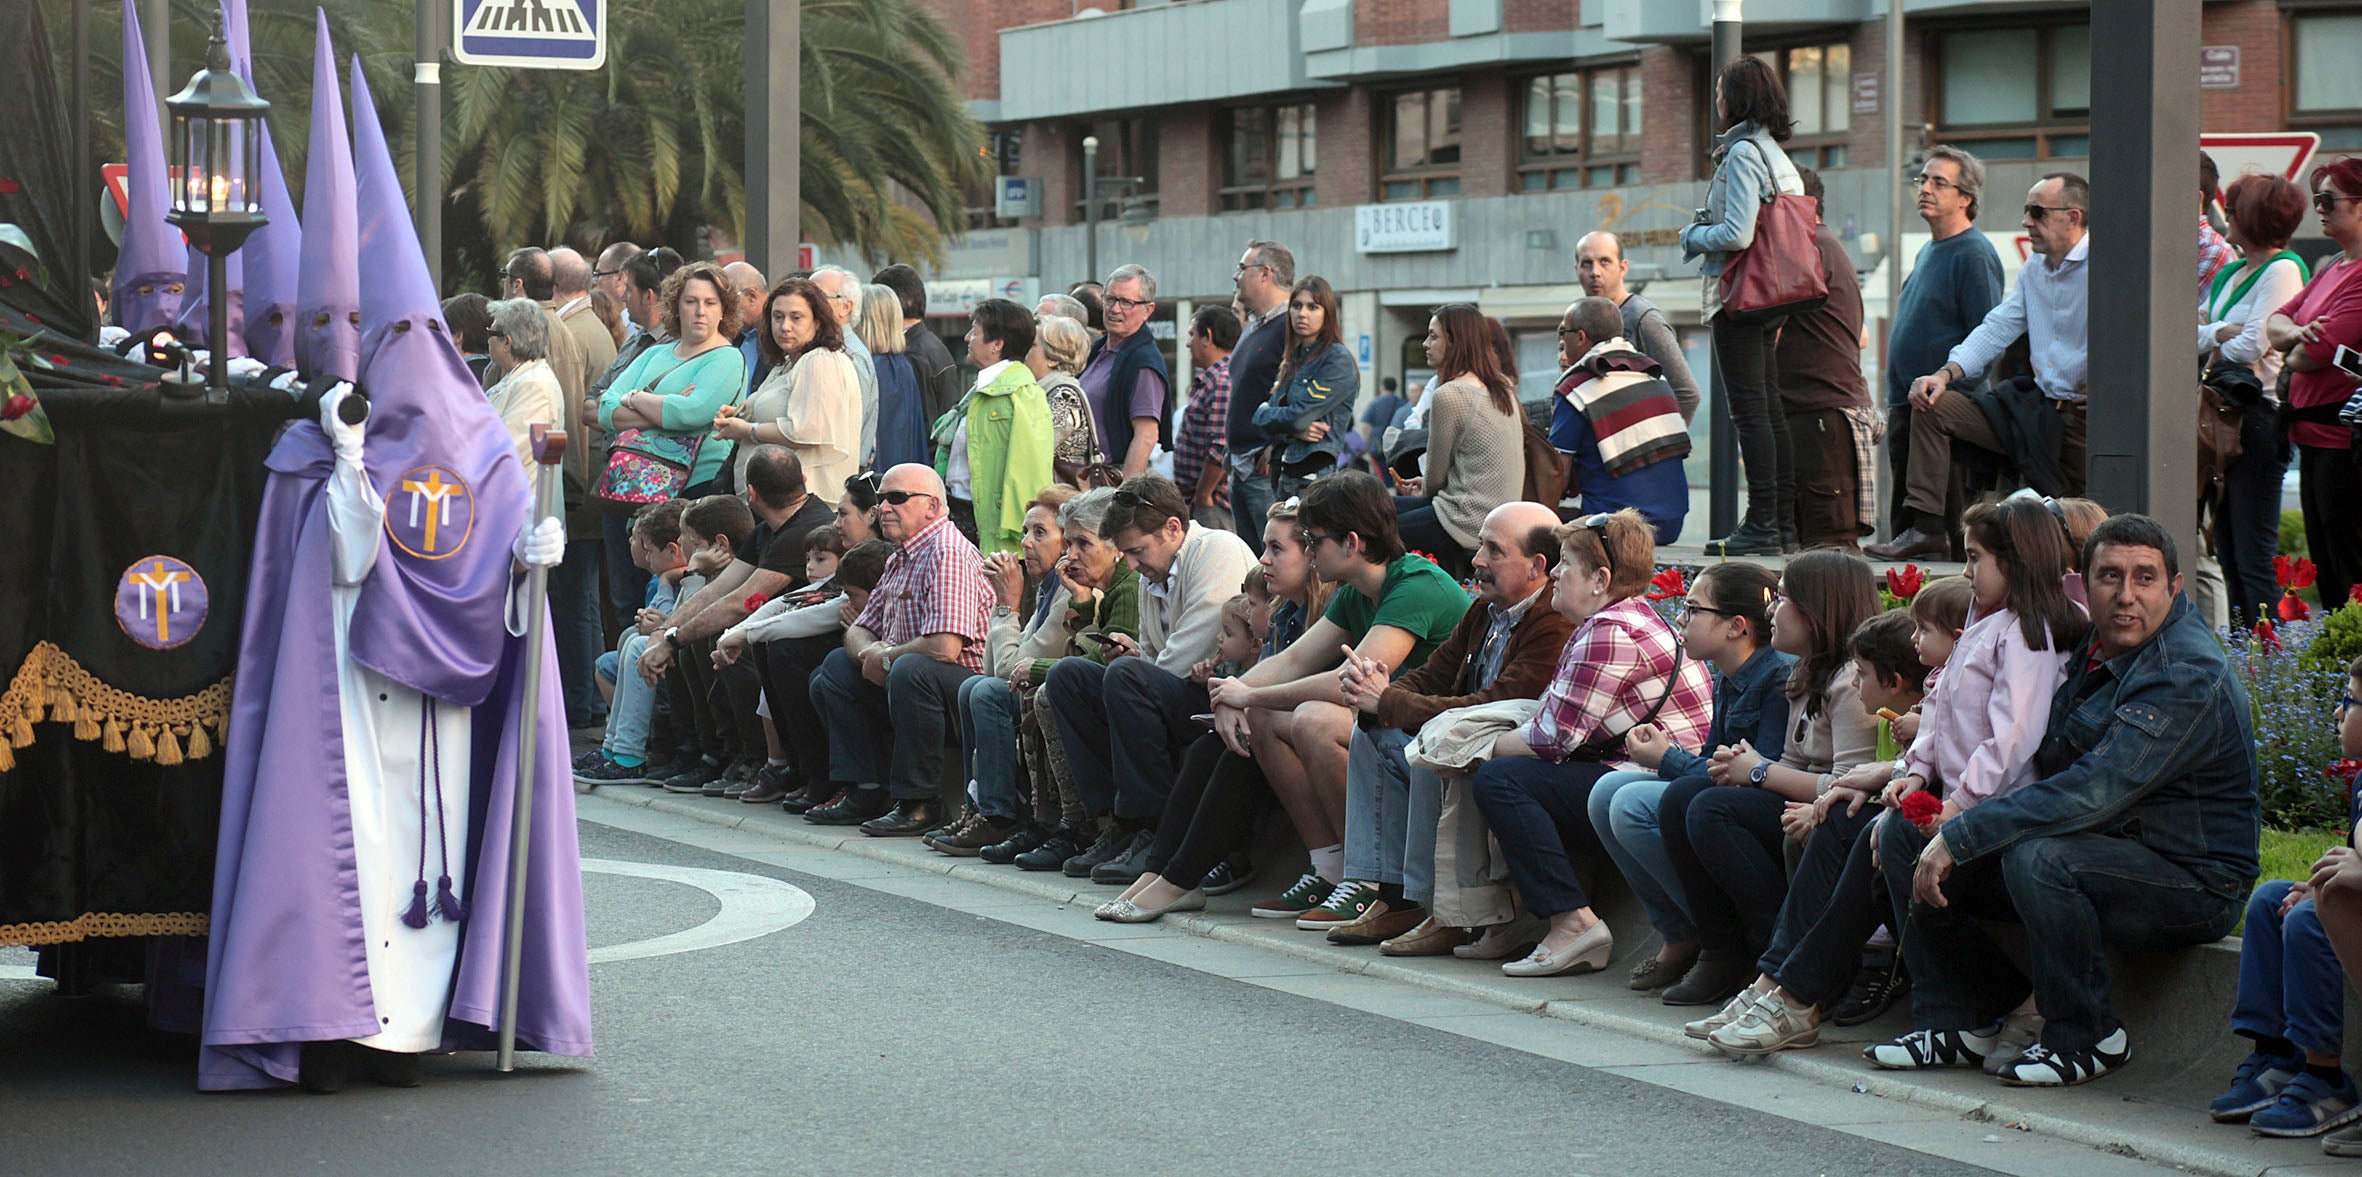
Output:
[1555, 338, 1691, 477]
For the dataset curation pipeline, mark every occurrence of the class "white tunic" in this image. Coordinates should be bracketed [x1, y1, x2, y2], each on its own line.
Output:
[326, 453, 471, 1054]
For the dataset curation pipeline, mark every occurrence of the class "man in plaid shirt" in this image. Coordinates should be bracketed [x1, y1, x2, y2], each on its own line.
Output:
[807, 463, 993, 836]
[1468, 511, 1713, 977]
[1176, 305, 1238, 532]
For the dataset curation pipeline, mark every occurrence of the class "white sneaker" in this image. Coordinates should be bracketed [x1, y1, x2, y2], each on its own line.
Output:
[1980, 1011, 2044, 1076]
[1710, 993, 1821, 1055]
[1997, 1028, 2131, 1087]
[1686, 990, 1765, 1040]
[1864, 1024, 2001, 1070]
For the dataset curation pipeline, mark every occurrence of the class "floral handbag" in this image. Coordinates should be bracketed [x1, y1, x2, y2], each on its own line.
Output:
[593, 353, 701, 511]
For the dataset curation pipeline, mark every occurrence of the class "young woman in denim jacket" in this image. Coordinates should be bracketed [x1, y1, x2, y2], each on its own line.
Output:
[1252, 276, 1360, 499]
[1679, 55, 1806, 557]
[1591, 562, 1793, 994]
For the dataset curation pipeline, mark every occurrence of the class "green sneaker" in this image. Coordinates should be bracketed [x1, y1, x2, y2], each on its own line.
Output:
[1295, 880, 1382, 930]
[1250, 872, 1330, 919]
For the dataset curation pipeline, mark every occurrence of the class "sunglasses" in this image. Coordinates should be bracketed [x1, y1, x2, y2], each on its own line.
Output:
[2343, 694, 2362, 712]
[487, 330, 508, 339]
[2316, 192, 2362, 213]
[2023, 204, 2077, 221]
[878, 489, 938, 506]
[1574, 513, 1616, 581]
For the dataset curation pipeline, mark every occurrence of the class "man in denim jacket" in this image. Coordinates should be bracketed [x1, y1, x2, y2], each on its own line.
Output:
[1876, 513, 2259, 1087]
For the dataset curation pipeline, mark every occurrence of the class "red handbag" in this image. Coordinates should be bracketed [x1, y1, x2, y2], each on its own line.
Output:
[1717, 191, 1828, 323]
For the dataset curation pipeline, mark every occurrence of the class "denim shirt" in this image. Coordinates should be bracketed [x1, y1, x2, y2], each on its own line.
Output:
[1251, 342, 1360, 471]
[1658, 645, 1796, 780]
[1941, 596, 2261, 901]
[1679, 121, 1802, 277]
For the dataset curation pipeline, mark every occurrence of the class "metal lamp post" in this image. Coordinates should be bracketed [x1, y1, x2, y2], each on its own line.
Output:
[162, 14, 270, 402]
[1079, 134, 1148, 287]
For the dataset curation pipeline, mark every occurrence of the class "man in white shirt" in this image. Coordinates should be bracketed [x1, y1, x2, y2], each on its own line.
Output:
[1870, 172, 2091, 562]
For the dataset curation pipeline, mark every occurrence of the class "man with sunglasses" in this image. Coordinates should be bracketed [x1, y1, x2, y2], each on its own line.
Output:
[1551, 297, 1691, 545]
[1872, 172, 2090, 563]
[805, 463, 994, 835]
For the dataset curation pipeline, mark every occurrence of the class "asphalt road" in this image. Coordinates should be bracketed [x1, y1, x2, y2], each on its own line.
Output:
[0, 821, 2016, 1177]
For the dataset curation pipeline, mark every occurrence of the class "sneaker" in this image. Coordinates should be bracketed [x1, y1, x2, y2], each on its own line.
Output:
[1685, 990, 1767, 1041]
[1979, 1011, 2043, 1077]
[1710, 993, 1822, 1056]
[662, 757, 725, 794]
[938, 815, 1021, 858]
[1828, 956, 1909, 1027]
[1202, 853, 1255, 896]
[1295, 880, 1381, 931]
[1250, 873, 1330, 919]
[1326, 901, 1428, 946]
[2252, 1071, 2362, 1137]
[708, 758, 758, 798]
[571, 750, 657, 788]
[2211, 1052, 2303, 1123]
[2323, 1119, 2362, 1156]
[738, 765, 798, 805]
[1864, 1025, 2000, 1070]
[1995, 1028, 2131, 1087]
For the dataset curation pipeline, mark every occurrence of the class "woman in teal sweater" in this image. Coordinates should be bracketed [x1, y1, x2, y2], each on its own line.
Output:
[598, 261, 748, 494]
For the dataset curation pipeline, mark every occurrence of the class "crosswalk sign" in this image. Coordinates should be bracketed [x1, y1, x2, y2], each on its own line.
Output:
[453, 0, 606, 70]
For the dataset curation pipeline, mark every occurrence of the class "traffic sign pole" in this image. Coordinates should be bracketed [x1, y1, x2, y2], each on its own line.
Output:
[417, 0, 445, 292]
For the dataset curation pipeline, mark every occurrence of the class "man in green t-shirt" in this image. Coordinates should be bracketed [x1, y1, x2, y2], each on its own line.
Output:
[1208, 471, 1469, 928]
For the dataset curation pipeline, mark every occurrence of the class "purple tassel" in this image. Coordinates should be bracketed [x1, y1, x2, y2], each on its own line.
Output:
[434, 874, 466, 922]
[399, 880, 431, 929]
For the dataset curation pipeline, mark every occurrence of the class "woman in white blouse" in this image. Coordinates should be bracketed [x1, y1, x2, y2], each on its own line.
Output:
[715, 276, 862, 494]
[2200, 173, 2310, 621]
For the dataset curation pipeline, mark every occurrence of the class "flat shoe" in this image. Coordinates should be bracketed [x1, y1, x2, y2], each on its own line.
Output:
[1096, 890, 1204, 923]
[1502, 921, 1613, 978]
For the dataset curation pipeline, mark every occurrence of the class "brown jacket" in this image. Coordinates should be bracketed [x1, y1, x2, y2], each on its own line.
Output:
[1373, 590, 1573, 732]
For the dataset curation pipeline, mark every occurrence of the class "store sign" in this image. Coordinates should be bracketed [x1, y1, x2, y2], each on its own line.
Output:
[924, 276, 1040, 318]
[1851, 72, 1879, 114]
[2200, 46, 2240, 90]
[1355, 202, 1454, 254]
[937, 229, 1038, 279]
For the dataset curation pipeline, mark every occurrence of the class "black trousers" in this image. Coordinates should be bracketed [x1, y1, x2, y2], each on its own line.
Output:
[1661, 773, 1789, 958]
[678, 637, 762, 762]
[1762, 808, 1895, 1008]
[1785, 405, 1860, 548]
[1711, 314, 1792, 531]
[2213, 407, 2287, 625]
[1148, 734, 1271, 890]
[2300, 444, 2362, 615]
[756, 632, 840, 786]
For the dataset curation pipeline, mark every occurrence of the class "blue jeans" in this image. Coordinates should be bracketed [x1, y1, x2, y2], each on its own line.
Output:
[1393, 497, 1469, 577]
[600, 513, 650, 641]
[2234, 879, 2347, 1058]
[1587, 770, 1696, 944]
[1342, 726, 1420, 894]
[810, 647, 974, 800]
[1469, 756, 1616, 918]
[600, 631, 658, 760]
[1229, 452, 1277, 551]
[959, 675, 1024, 821]
[552, 530, 606, 724]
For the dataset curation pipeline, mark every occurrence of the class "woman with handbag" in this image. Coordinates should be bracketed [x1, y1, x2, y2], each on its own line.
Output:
[2201, 174, 2309, 621]
[1029, 312, 1103, 484]
[1251, 276, 1361, 502]
[1681, 56, 1811, 557]
[1392, 304, 1523, 574]
[596, 261, 748, 500]
[2268, 158, 2362, 612]
[716, 277, 861, 498]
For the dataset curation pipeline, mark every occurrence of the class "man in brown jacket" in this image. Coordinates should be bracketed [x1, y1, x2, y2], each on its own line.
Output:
[1324, 501, 1575, 952]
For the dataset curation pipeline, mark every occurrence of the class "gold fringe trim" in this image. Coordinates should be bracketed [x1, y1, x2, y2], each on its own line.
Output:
[0, 642, 230, 773]
[0, 911, 209, 948]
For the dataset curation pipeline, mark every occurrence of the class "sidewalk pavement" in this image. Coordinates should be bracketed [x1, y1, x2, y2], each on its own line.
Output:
[578, 782, 2344, 1177]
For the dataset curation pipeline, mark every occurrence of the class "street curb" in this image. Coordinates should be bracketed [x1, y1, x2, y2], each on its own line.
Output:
[583, 787, 2276, 1177]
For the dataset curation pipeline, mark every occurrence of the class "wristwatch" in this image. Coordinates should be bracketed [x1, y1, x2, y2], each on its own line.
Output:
[663, 626, 682, 651]
[1748, 760, 1773, 788]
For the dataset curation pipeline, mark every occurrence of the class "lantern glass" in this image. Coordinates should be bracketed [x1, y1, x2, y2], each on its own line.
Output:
[162, 19, 271, 254]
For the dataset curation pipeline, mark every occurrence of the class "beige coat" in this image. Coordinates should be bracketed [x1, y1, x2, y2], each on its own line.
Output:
[740, 347, 862, 495]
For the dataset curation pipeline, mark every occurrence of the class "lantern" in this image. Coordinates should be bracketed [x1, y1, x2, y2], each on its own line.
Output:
[162, 12, 270, 397]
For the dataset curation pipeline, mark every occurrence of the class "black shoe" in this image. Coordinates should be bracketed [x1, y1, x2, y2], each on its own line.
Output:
[980, 822, 1053, 865]
[298, 1041, 359, 1094]
[1865, 526, 1952, 562]
[1202, 851, 1255, 896]
[1829, 955, 1911, 1027]
[714, 758, 760, 798]
[739, 764, 798, 805]
[805, 788, 889, 826]
[1660, 953, 1755, 1007]
[780, 781, 831, 814]
[860, 799, 942, 837]
[938, 814, 1022, 857]
[1062, 822, 1132, 878]
[358, 1047, 422, 1088]
[661, 756, 726, 794]
[1778, 521, 1801, 555]
[1703, 522, 1782, 557]
[1089, 829, 1157, 885]
[1016, 827, 1089, 871]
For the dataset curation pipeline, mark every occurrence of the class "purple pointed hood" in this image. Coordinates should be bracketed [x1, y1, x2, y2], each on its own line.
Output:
[115, 0, 187, 334]
[229, 0, 301, 366]
[293, 9, 357, 383]
[349, 54, 525, 707]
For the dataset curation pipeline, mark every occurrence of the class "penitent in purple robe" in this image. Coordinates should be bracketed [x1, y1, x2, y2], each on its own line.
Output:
[197, 42, 590, 1092]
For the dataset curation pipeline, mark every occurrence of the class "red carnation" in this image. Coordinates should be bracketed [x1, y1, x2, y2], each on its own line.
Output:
[1897, 790, 1943, 831]
[2281, 589, 2313, 623]
[1884, 564, 1925, 600]
[1648, 567, 1687, 601]
[742, 592, 770, 613]
[2277, 555, 2319, 590]
[2254, 618, 2283, 653]
[2350, 584, 2362, 606]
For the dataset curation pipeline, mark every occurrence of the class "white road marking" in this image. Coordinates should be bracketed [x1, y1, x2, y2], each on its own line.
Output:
[582, 858, 814, 963]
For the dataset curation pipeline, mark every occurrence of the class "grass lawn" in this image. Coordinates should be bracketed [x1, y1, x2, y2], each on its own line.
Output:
[2246, 827, 2352, 934]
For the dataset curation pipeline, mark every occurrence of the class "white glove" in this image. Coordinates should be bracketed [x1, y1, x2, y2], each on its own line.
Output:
[318, 381, 364, 465]
[226, 355, 268, 380]
[99, 325, 130, 348]
[269, 369, 305, 395]
[513, 515, 565, 569]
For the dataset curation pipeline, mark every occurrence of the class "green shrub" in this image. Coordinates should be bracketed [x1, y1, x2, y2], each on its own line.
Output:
[2301, 600, 2362, 681]
[2284, 509, 2310, 561]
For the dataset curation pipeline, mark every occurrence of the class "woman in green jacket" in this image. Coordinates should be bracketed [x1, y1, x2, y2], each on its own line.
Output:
[932, 298, 1055, 554]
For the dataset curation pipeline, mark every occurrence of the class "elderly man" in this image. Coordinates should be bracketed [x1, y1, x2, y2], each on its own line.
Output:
[1226, 240, 1296, 548]
[1876, 146, 2004, 540]
[1550, 297, 1691, 543]
[1575, 230, 1701, 425]
[1044, 475, 1255, 879]
[805, 463, 992, 835]
[1319, 501, 1575, 952]
[593, 241, 642, 315]
[1036, 292, 1090, 326]
[1870, 172, 2090, 560]
[811, 265, 880, 468]
[874, 263, 963, 424]
[724, 260, 768, 399]
[1080, 264, 1171, 479]
[1861, 515, 2257, 1086]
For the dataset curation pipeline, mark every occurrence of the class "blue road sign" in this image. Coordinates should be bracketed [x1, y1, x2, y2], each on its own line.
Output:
[454, 0, 606, 71]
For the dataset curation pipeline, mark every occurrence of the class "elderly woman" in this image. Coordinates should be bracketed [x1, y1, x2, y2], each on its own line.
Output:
[1029, 312, 1101, 481]
[2269, 157, 2362, 612]
[716, 276, 861, 495]
[863, 282, 931, 471]
[2202, 174, 2309, 620]
[597, 259, 747, 497]
[482, 297, 562, 468]
[1467, 510, 1714, 976]
[934, 298, 1056, 553]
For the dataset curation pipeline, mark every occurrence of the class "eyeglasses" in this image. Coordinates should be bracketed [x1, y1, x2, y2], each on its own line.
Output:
[1104, 294, 1154, 312]
[2023, 204, 2077, 221]
[877, 489, 939, 506]
[487, 330, 508, 339]
[1574, 513, 1617, 581]
[1303, 530, 1339, 550]
[2342, 693, 2362, 713]
[1769, 590, 1788, 610]
[1555, 326, 1583, 338]
[2316, 192, 2362, 213]
[1234, 261, 1269, 273]
[593, 267, 621, 278]
[1910, 173, 1962, 192]
[1677, 601, 1738, 623]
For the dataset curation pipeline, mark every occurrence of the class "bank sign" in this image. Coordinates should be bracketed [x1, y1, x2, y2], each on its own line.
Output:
[454, 0, 606, 70]
[1355, 202, 1455, 253]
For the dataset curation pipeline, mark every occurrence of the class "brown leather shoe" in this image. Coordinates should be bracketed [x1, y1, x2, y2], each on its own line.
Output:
[1378, 916, 1476, 956]
[1864, 526, 1950, 561]
[1326, 901, 1429, 946]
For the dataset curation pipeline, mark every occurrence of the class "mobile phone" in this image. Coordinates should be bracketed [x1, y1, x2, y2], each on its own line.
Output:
[1190, 713, 1216, 727]
[1073, 632, 1104, 648]
[2335, 344, 2362, 379]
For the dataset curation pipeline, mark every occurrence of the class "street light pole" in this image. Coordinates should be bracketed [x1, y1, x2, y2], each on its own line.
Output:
[1883, 0, 1905, 537]
[415, 0, 442, 291]
[744, 0, 799, 273]
[1082, 134, 1099, 289]
[1707, 0, 1742, 540]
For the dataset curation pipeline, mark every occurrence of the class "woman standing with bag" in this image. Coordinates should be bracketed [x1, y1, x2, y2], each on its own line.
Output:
[1681, 56, 1812, 557]
[596, 261, 747, 500]
[2201, 174, 2308, 621]
[1253, 277, 1361, 501]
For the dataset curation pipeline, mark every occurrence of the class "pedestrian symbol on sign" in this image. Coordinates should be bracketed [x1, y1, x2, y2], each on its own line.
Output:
[453, 0, 607, 70]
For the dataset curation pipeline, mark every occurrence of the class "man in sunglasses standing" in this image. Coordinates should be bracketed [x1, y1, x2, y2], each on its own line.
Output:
[805, 463, 994, 835]
[1872, 171, 2090, 562]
